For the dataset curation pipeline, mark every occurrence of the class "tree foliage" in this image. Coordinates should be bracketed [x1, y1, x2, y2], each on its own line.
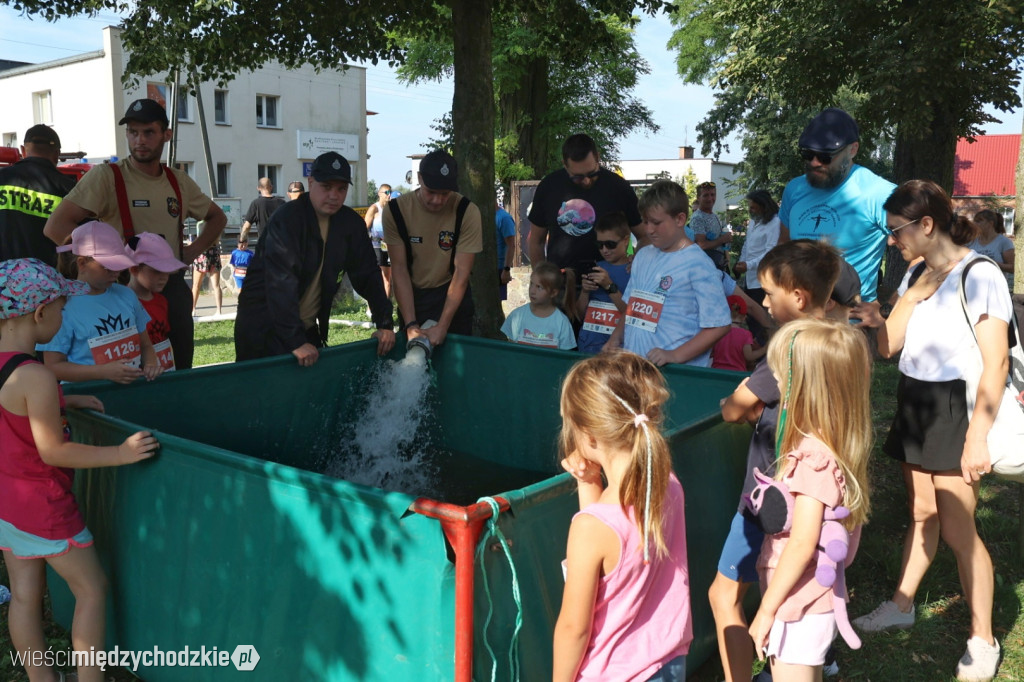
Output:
[669, 0, 1024, 191]
[393, 2, 659, 190]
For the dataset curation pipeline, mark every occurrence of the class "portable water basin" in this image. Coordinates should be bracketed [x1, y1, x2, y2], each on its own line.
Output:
[52, 335, 752, 680]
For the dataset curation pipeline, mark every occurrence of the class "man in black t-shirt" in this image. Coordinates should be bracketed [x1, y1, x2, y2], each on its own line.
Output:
[240, 177, 286, 242]
[527, 134, 643, 271]
[0, 125, 76, 266]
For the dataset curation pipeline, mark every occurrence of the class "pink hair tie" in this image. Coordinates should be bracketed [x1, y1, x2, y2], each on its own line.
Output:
[633, 413, 649, 428]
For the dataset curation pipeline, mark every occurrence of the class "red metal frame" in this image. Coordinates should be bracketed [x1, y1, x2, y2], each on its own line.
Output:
[411, 496, 511, 682]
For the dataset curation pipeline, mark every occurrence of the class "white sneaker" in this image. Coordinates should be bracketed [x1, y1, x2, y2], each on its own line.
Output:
[851, 600, 915, 632]
[956, 636, 1001, 681]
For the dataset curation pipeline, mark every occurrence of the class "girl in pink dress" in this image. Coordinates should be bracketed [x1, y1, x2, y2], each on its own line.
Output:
[748, 319, 873, 681]
[554, 351, 692, 682]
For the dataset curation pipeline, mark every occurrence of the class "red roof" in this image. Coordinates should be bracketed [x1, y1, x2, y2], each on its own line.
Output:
[953, 134, 1019, 197]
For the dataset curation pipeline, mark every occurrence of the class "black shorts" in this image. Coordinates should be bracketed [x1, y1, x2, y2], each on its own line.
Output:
[374, 247, 391, 268]
[884, 375, 968, 471]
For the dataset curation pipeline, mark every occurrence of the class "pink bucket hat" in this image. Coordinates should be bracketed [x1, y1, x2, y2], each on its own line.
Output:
[56, 221, 137, 271]
[125, 233, 186, 273]
[0, 258, 91, 320]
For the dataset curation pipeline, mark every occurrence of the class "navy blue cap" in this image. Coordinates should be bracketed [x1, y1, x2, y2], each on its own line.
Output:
[798, 108, 859, 153]
[418, 150, 459, 191]
[311, 152, 352, 183]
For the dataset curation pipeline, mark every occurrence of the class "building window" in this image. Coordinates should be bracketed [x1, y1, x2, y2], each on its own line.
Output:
[257, 164, 280, 191]
[175, 161, 194, 179]
[32, 91, 53, 125]
[255, 95, 279, 128]
[176, 88, 192, 122]
[216, 163, 231, 197]
[3, 132, 16, 147]
[214, 90, 229, 125]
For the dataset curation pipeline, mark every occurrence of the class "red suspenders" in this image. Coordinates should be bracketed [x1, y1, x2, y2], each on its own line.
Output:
[109, 163, 186, 259]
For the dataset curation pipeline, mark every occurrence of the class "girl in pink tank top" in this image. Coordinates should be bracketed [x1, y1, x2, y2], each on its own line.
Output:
[554, 351, 692, 682]
[0, 258, 160, 682]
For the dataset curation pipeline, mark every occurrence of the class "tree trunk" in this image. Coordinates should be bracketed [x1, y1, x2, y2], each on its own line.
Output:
[892, 105, 957, 192]
[498, 55, 551, 179]
[1015, 114, 1023, 295]
[451, 0, 501, 337]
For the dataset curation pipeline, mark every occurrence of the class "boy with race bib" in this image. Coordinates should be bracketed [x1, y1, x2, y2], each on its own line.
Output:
[604, 180, 730, 367]
[575, 211, 631, 354]
[126, 232, 187, 372]
[40, 221, 162, 384]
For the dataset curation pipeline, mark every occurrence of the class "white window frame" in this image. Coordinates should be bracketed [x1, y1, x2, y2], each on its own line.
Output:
[255, 94, 280, 128]
[257, 164, 281, 192]
[214, 89, 230, 125]
[32, 90, 53, 125]
[176, 88, 193, 123]
[175, 161, 194, 179]
[216, 163, 231, 197]
[2, 132, 16, 147]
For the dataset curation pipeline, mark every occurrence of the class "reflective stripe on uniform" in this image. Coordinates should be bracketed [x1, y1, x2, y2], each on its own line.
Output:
[0, 185, 64, 219]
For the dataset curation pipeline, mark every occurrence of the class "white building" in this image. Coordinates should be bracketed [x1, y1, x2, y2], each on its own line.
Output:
[0, 26, 368, 226]
[612, 146, 742, 214]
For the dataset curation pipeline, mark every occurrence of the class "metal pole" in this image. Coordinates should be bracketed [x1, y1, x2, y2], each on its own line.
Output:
[193, 78, 217, 198]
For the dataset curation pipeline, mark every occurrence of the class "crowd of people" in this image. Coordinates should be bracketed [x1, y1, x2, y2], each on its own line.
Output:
[0, 97, 1019, 682]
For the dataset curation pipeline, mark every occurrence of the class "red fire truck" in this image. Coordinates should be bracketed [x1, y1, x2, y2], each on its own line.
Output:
[0, 146, 93, 181]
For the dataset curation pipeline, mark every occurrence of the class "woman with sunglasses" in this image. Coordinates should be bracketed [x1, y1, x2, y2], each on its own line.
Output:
[285, 181, 305, 200]
[856, 180, 1011, 682]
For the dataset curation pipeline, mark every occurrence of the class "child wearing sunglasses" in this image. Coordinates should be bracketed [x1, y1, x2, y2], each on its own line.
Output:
[576, 212, 631, 354]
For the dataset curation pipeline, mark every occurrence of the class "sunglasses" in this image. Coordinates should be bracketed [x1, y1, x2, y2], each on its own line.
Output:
[698, 181, 716, 189]
[799, 147, 845, 165]
[569, 169, 601, 183]
[887, 218, 920, 236]
[287, 189, 301, 194]
[596, 238, 623, 250]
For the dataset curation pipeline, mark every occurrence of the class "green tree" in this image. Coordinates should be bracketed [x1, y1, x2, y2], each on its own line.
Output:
[393, 5, 658, 191]
[669, 0, 1024, 192]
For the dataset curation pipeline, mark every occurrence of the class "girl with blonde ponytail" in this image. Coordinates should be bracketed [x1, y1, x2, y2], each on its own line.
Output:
[553, 351, 692, 682]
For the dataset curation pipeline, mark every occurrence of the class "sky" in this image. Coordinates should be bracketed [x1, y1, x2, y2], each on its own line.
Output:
[2, 6, 1022, 188]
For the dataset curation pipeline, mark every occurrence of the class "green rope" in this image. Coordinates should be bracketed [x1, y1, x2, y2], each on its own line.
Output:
[476, 496, 522, 682]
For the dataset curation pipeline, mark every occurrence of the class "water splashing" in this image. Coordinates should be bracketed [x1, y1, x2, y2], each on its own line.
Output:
[325, 351, 437, 494]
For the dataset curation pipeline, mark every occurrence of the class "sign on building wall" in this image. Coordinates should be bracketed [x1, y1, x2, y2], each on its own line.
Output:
[296, 130, 359, 160]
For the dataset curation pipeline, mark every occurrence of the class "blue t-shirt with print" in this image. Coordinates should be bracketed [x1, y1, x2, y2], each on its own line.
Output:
[578, 261, 631, 353]
[500, 304, 576, 350]
[622, 244, 731, 366]
[38, 283, 151, 367]
[779, 164, 895, 302]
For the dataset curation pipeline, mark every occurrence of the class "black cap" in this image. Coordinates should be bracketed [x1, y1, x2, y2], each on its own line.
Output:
[798, 108, 859, 153]
[310, 152, 352, 183]
[119, 98, 170, 126]
[24, 124, 60, 148]
[418, 150, 459, 191]
[831, 259, 862, 307]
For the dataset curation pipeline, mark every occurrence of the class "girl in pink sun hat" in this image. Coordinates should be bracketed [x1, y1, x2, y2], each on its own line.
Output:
[40, 221, 163, 384]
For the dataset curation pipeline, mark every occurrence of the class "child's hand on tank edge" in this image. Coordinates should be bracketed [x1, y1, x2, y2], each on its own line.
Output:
[103, 360, 143, 384]
[65, 394, 105, 413]
[142, 363, 163, 381]
[119, 431, 159, 463]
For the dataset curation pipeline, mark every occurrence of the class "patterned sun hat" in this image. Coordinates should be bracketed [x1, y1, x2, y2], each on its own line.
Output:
[0, 258, 92, 320]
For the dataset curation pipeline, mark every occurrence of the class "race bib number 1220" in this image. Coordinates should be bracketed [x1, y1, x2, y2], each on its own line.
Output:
[624, 289, 666, 334]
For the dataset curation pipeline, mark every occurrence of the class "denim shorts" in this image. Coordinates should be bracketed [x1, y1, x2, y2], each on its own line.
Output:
[716, 511, 765, 583]
[0, 518, 93, 559]
[645, 655, 687, 682]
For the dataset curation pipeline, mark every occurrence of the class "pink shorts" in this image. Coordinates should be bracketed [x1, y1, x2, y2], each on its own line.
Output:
[765, 612, 837, 666]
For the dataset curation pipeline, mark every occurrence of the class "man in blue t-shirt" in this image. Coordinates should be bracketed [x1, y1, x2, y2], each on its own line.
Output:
[779, 108, 895, 310]
[496, 204, 516, 299]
